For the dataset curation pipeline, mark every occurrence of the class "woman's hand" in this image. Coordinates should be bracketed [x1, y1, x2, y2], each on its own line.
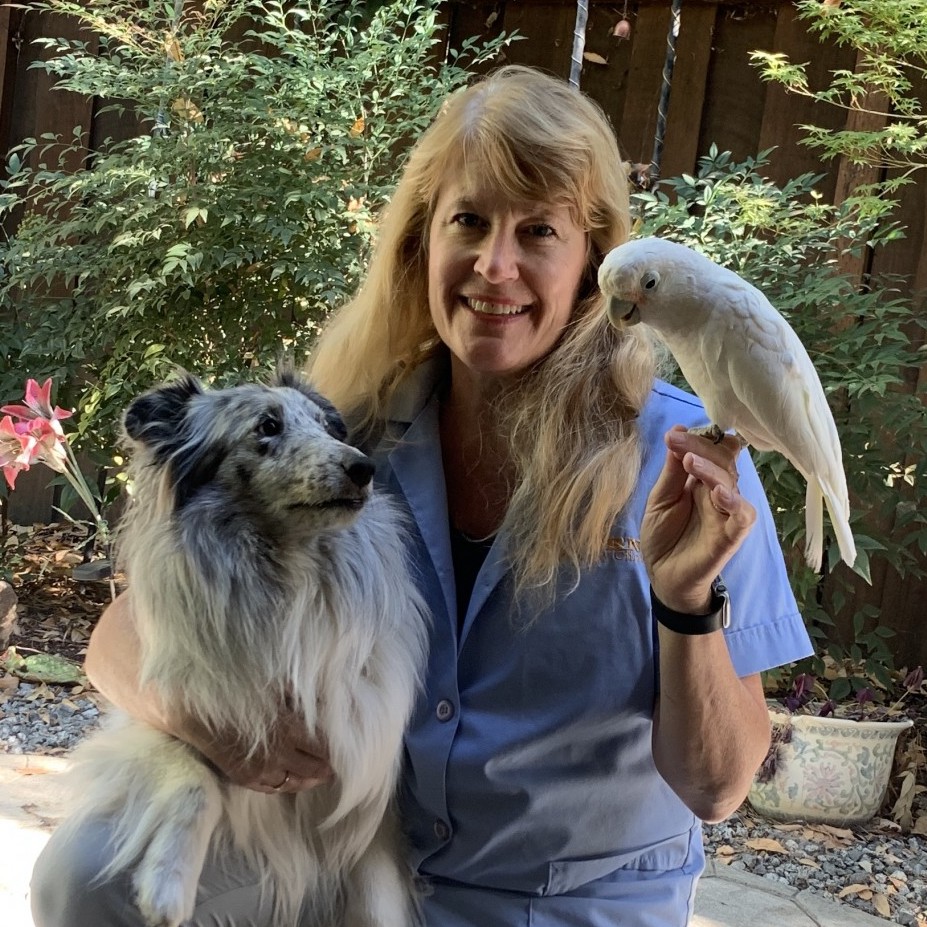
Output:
[86, 594, 332, 794]
[642, 425, 757, 614]
[176, 699, 333, 795]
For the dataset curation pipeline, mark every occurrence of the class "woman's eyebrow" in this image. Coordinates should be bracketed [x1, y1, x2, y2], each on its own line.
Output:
[447, 196, 477, 212]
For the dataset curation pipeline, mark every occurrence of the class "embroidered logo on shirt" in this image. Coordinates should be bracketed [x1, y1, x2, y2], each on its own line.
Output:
[606, 536, 642, 561]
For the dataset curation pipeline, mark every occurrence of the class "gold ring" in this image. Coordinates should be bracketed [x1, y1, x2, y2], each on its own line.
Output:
[273, 772, 290, 792]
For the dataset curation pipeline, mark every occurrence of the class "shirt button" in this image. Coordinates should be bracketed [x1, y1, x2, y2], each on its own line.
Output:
[433, 818, 451, 842]
[435, 699, 455, 722]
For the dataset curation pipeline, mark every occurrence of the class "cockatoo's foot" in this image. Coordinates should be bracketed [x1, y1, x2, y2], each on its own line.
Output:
[687, 424, 748, 448]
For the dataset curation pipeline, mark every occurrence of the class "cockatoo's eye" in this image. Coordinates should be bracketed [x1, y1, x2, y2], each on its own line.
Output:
[641, 271, 660, 291]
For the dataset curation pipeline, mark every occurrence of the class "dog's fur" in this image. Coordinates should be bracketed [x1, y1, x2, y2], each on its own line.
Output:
[62, 371, 428, 926]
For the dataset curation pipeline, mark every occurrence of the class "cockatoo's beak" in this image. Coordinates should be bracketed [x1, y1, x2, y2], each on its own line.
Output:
[606, 297, 640, 328]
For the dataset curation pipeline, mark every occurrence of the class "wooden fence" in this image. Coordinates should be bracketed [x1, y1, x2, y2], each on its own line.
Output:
[1, 0, 925, 662]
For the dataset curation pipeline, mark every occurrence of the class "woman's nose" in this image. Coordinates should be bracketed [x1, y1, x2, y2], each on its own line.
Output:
[473, 230, 519, 283]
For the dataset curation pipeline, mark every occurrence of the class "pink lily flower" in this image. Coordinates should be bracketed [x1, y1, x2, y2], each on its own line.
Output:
[1, 378, 73, 437]
[18, 418, 68, 474]
[2, 378, 113, 602]
[0, 415, 30, 489]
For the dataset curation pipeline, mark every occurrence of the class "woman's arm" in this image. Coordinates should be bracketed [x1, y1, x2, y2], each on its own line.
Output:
[86, 596, 332, 792]
[642, 426, 771, 822]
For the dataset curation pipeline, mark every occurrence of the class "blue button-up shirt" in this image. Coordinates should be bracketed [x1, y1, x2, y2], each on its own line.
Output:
[371, 363, 813, 926]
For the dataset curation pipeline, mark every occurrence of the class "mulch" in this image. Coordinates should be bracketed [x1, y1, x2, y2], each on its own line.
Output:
[2, 522, 122, 665]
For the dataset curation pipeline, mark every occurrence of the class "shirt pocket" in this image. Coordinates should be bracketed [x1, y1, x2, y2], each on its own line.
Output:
[545, 828, 694, 896]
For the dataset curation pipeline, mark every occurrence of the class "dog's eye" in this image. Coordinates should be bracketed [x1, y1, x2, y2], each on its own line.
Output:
[256, 415, 282, 438]
[326, 414, 348, 442]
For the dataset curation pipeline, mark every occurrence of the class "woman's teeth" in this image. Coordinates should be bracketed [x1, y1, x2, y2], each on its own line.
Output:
[467, 298, 527, 316]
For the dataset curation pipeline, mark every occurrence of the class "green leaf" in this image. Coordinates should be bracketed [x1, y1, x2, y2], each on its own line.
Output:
[0, 647, 88, 685]
[829, 677, 852, 701]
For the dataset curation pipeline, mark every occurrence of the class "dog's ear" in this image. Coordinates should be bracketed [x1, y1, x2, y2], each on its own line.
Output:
[125, 377, 228, 508]
[123, 375, 203, 451]
[310, 391, 348, 442]
[271, 366, 306, 392]
[170, 441, 227, 510]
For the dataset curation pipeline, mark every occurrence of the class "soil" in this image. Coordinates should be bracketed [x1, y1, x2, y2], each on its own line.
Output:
[2, 522, 123, 665]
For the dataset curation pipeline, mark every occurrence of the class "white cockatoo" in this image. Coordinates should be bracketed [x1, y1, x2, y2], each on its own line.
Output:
[598, 236, 855, 571]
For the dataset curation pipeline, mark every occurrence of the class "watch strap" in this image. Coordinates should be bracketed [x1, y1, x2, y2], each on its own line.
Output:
[650, 580, 731, 635]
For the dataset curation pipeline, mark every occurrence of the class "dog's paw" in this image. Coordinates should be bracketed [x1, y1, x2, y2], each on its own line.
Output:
[133, 869, 196, 927]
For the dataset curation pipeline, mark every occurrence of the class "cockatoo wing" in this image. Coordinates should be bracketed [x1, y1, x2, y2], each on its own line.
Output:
[712, 284, 854, 570]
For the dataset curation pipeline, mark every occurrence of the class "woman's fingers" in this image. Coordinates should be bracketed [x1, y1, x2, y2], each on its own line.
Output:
[643, 426, 757, 614]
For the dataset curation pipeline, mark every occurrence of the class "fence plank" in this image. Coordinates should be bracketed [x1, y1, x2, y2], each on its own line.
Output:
[615, 4, 673, 166]
[659, 3, 716, 181]
[575, 4, 634, 144]
[698, 5, 778, 164]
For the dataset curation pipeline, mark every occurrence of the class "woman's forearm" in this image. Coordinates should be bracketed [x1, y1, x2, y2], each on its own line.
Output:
[652, 628, 770, 823]
[86, 593, 331, 789]
[85, 594, 174, 733]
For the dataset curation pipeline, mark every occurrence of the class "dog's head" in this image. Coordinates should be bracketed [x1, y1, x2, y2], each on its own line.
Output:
[123, 371, 375, 534]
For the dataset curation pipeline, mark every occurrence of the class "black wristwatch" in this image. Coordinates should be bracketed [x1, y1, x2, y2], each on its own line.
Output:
[650, 579, 731, 635]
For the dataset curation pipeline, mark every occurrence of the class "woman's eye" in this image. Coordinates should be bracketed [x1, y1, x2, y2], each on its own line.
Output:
[257, 416, 281, 438]
[452, 212, 483, 229]
[527, 223, 556, 239]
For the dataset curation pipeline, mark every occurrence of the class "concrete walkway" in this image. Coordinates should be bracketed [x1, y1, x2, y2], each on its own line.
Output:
[1, 753, 888, 927]
[693, 859, 887, 926]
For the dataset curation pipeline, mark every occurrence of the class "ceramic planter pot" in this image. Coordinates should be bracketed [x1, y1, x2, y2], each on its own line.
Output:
[748, 703, 913, 826]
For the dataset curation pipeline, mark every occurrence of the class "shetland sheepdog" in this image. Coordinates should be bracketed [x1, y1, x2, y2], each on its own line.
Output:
[61, 371, 427, 926]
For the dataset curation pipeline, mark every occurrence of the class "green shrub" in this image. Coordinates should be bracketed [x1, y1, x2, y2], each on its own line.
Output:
[0, 0, 510, 446]
[752, 0, 927, 192]
[634, 146, 927, 689]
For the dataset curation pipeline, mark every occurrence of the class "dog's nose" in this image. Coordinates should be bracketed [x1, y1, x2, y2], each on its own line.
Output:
[344, 456, 375, 489]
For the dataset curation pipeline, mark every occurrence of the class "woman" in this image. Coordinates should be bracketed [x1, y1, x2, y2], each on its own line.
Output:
[32, 65, 812, 926]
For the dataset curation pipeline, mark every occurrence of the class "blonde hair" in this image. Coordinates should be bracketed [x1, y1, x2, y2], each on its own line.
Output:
[309, 65, 658, 592]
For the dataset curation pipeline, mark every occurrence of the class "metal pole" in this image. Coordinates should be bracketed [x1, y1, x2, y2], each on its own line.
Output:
[650, 0, 682, 185]
[569, 0, 589, 89]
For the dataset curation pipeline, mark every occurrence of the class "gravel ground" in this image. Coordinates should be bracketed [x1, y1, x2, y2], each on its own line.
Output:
[0, 680, 101, 755]
[704, 802, 927, 925]
[2, 676, 924, 925]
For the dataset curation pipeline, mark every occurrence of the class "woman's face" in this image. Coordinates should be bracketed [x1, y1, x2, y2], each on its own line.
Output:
[427, 177, 588, 384]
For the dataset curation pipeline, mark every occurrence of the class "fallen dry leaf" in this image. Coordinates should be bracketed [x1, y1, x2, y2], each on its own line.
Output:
[797, 857, 821, 869]
[872, 893, 892, 917]
[803, 823, 855, 848]
[744, 837, 789, 854]
[582, 52, 608, 65]
[816, 824, 855, 840]
[892, 769, 918, 829]
[714, 845, 736, 857]
[839, 883, 872, 898]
